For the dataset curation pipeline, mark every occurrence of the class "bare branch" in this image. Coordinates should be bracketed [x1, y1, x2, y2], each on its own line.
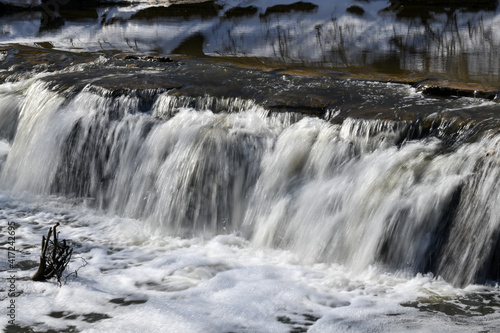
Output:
[31, 223, 73, 285]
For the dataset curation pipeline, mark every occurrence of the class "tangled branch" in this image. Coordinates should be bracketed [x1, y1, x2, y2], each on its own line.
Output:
[31, 223, 73, 285]
[63, 256, 88, 284]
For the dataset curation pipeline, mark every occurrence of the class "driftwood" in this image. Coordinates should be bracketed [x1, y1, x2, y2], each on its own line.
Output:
[31, 223, 73, 284]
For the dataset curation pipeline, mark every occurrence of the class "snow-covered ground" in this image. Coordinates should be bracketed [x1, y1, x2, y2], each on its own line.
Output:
[0, 0, 499, 79]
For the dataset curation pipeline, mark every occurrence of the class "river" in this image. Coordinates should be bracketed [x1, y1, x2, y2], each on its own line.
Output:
[2, 0, 500, 332]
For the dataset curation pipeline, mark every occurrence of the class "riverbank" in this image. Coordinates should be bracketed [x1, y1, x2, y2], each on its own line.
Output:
[1, 0, 500, 89]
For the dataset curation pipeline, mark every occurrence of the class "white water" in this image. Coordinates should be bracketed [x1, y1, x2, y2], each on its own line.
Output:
[3, 193, 498, 332]
[1, 77, 500, 331]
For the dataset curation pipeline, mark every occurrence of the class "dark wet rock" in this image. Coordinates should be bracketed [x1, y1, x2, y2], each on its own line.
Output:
[81, 312, 111, 323]
[33, 41, 54, 49]
[123, 55, 140, 60]
[0, 1, 38, 10]
[260, 1, 318, 17]
[0, 1, 100, 34]
[3, 44, 500, 127]
[0, 0, 99, 11]
[390, 0, 497, 7]
[401, 292, 500, 317]
[39, 15, 66, 32]
[131, 1, 222, 20]
[90, 74, 183, 96]
[0, 45, 102, 82]
[223, 5, 258, 19]
[28, 53, 183, 113]
[109, 297, 148, 306]
[40, 70, 183, 113]
[43, 0, 99, 10]
[172, 33, 205, 57]
[384, 0, 498, 18]
[276, 312, 321, 333]
[4, 324, 35, 333]
[48, 311, 69, 318]
[346, 5, 365, 16]
[266, 104, 327, 116]
[264, 91, 331, 116]
[48, 311, 79, 320]
[415, 81, 499, 100]
[0, 2, 27, 13]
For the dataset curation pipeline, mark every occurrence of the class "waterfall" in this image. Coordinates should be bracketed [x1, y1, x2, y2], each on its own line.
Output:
[0, 78, 499, 286]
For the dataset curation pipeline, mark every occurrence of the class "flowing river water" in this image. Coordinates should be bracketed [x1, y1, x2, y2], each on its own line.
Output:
[2, 0, 500, 332]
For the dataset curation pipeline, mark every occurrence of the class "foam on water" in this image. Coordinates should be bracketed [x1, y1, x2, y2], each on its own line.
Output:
[2, 192, 500, 332]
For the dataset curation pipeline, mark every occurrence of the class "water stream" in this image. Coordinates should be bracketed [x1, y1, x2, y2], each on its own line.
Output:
[2, 1, 500, 332]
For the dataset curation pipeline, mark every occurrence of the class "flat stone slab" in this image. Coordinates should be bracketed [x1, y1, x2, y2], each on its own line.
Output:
[415, 81, 498, 100]
[1, 44, 499, 123]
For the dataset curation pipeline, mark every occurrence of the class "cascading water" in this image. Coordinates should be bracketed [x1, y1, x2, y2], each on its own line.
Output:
[3, 1, 500, 330]
[1, 77, 500, 289]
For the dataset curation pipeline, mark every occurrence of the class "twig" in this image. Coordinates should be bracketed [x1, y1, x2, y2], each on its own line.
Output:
[31, 223, 73, 285]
